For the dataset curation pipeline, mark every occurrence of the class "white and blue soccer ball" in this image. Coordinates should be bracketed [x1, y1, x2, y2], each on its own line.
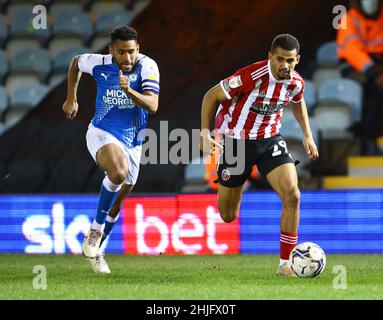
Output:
[289, 242, 326, 278]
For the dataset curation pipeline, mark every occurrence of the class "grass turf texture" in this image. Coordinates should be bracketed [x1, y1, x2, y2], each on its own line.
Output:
[0, 254, 382, 300]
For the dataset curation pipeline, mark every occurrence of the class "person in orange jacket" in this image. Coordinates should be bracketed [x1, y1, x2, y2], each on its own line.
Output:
[204, 130, 258, 192]
[337, 0, 383, 155]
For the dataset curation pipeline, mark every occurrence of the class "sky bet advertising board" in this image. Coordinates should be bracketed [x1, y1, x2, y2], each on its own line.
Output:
[0, 190, 382, 254]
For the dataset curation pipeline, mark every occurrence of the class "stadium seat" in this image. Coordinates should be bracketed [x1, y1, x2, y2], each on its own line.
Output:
[281, 117, 319, 177]
[91, 35, 111, 51]
[90, 1, 125, 19]
[3, 108, 28, 129]
[95, 10, 133, 36]
[9, 83, 48, 109]
[49, 3, 83, 19]
[180, 157, 208, 193]
[303, 79, 317, 114]
[48, 72, 66, 89]
[313, 104, 353, 139]
[53, 47, 88, 72]
[49, 38, 84, 57]
[5, 73, 42, 95]
[0, 51, 8, 83]
[10, 48, 51, 80]
[312, 67, 341, 88]
[6, 3, 33, 15]
[0, 86, 8, 115]
[9, 4, 50, 41]
[316, 41, 339, 67]
[281, 117, 319, 146]
[0, 15, 8, 47]
[317, 78, 363, 123]
[52, 11, 93, 42]
[5, 38, 42, 57]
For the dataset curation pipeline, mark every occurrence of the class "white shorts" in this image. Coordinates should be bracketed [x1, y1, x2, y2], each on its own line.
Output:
[86, 123, 142, 185]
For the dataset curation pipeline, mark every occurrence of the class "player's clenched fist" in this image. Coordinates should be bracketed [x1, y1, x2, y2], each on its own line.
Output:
[62, 99, 79, 120]
[119, 70, 131, 93]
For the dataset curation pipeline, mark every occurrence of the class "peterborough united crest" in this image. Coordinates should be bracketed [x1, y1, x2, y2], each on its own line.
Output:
[221, 169, 231, 181]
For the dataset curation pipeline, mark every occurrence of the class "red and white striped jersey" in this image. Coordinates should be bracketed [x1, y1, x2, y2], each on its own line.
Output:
[215, 59, 305, 140]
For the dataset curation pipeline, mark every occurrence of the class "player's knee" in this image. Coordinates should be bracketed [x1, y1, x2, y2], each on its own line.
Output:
[109, 169, 128, 185]
[218, 203, 238, 223]
[283, 187, 300, 209]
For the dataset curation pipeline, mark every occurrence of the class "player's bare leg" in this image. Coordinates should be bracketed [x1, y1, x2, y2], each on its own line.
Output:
[82, 143, 129, 261]
[217, 184, 244, 223]
[108, 184, 134, 218]
[266, 163, 300, 277]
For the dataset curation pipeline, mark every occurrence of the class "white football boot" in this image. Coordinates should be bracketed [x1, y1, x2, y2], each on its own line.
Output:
[86, 254, 111, 274]
[276, 262, 297, 277]
[82, 228, 103, 258]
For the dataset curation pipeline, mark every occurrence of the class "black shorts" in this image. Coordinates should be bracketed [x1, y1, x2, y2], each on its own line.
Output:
[217, 134, 295, 188]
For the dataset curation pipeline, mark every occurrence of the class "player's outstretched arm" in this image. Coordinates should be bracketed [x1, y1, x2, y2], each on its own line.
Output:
[200, 84, 227, 155]
[118, 70, 158, 114]
[290, 99, 319, 160]
[62, 55, 82, 120]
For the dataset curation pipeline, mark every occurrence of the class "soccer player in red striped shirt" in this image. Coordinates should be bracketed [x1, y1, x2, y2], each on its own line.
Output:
[200, 34, 319, 277]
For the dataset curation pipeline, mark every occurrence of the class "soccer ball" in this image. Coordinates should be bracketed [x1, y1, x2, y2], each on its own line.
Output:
[289, 242, 326, 278]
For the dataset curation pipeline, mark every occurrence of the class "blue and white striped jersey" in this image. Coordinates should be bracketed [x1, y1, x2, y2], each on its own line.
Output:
[78, 53, 160, 148]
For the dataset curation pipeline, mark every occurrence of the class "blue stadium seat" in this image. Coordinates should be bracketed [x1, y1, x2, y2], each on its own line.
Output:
[316, 41, 339, 67]
[95, 10, 133, 35]
[5, 73, 42, 95]
[281, 117, 319, 177]
[91, 35, 110, 51]
[3, 108, 28, 129]
[52, 11, 93, 41]
[0, 51, 8, 84]
[9, 4, 50, 40]
[48, 38, 84, 57]
[313, 105, 353, 140]
[317, 78, 363, 123]
[281, 117, 319, 146]
[10, 48, 51, 80]
[48, 72, 66, 89]
[9, 83, 48, 109]
[49, 3, 83, 19]
[0, 15, 8, 47]
[53, 47, 88, 72]
[303, 79, 317, 114]
[0, 86, 8, 115]
[90, 1, 125, 19]
[312, 67, 341, 88]
[5, 38, 42, 56]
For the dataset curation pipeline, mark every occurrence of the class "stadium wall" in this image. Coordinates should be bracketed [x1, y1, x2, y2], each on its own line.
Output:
[1, 190, 382, 254]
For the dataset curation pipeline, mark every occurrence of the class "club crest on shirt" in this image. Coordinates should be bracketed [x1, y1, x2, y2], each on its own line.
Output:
[128, 74, 138, 81]
[221, 169, 231, 181]
[286, 90, 293, 98]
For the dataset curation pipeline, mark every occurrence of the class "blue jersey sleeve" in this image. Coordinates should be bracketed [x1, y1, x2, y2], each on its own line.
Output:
[140, 57, 160, 95]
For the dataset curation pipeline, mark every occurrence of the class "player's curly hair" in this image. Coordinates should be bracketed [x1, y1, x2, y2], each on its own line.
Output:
[271, 34, 300, 54]
[110, 26, 138, 43]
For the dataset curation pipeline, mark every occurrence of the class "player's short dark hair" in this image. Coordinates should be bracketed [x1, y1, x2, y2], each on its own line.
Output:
[271, 34, 300, 54]
[110, 26, 138, 43]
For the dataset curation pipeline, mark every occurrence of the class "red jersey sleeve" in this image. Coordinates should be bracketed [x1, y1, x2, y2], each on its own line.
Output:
[219, 66, 254, 100]
[291, 79, 305, 104]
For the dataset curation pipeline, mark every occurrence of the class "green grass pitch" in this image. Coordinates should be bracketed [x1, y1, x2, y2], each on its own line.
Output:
[0, 254, 382, 300]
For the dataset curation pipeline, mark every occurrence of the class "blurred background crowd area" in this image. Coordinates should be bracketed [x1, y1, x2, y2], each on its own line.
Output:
[0, 0, 382, 194]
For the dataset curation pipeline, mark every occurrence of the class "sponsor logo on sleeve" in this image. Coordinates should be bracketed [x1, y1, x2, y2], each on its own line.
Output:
[228, 76, 242, 89]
